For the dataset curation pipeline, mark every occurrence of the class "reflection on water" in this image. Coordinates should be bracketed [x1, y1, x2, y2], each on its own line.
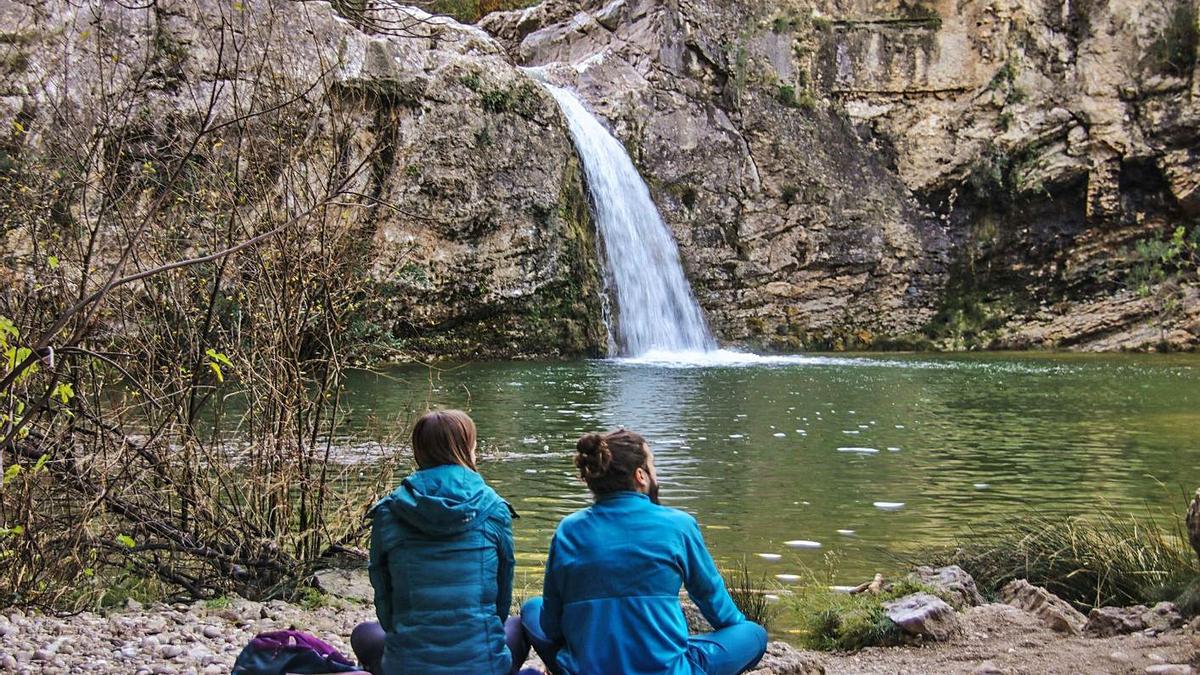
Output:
[336, 353, 1200, 586]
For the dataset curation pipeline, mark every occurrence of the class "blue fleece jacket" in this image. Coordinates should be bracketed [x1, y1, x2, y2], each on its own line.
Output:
[540, 491, 749, 675]
[369, 464, 515, 675]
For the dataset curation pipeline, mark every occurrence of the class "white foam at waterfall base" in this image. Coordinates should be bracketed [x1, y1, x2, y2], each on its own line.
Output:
[542, 84, 716, 356]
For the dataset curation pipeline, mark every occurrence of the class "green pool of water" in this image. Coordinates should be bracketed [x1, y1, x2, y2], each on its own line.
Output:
[336, 352, 1200, 591]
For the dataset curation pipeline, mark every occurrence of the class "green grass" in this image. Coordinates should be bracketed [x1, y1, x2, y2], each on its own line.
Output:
[926, 502, 1200, 615]
[204, 595, 232, 610]
[723, 558, 777, 630]
[787, 578, 939, 651]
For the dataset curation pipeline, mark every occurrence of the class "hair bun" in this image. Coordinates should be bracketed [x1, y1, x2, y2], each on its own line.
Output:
[575, 432, 612, 478]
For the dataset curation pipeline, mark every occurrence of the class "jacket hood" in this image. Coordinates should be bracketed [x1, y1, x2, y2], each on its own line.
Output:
[377, 464, 504, 537]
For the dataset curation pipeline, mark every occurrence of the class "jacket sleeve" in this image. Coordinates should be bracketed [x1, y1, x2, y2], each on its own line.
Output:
[491, 510, 516, 622]
[681, 517, 747, 630]
[539, 534, 565, 642]
[369, 508, 394, 627]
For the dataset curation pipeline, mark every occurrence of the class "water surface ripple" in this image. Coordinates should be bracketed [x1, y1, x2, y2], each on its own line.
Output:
[339, 352, 1200, 584]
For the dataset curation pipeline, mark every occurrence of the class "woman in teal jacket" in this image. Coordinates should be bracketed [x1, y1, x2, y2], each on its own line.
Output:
[351, 410, 531, 675]
[521, 429, 767, 675]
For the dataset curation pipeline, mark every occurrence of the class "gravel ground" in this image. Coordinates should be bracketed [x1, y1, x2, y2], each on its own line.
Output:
[0, 598, 1196, 674]
[823, 604, 1200, 675]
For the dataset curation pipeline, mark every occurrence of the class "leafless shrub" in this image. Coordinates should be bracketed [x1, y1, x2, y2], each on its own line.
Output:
[0, 0, 420, 608]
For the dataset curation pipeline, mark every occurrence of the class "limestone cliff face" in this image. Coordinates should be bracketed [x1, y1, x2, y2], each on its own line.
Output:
[2, 0, 1196, 356]
[485, 0, 945, 351]
[483, 0, 1200, 350]
[0, 0, 606, 359]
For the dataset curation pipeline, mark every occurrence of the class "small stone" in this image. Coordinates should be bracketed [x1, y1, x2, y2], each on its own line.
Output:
[883, 592, 960, 641]
[0, 653, 16, 669]
[125, 598, 144, 611]
[201, 625, 221, 639]
[1109, 651, 1131, 663]
[1144, 666, 1195, 675]
[971, 662, 1004, 675]
[31, 649, 52, 662]
[160, 644, 183, 659]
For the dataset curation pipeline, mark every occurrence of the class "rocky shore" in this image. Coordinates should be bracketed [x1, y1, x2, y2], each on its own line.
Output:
[2, 570, 1197, 674]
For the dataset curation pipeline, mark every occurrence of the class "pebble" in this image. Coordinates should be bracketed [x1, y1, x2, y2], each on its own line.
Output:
[1145, 666, 1196, 675]
[202, 625, 222, 639]
[161, 644, 184, 658]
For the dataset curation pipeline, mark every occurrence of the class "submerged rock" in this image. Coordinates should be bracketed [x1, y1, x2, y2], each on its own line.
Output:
[999, 580, 1086, 635]
[883, 592, 961, 642]
[908, 565, 985, 610]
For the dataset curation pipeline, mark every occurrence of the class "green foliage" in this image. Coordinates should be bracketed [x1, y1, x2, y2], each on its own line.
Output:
[297, 586, 331, 610]
[459, 71, 482, 92]
[929, 503, 1200, 614]
[780, 185, 800, 205]
[204, 595, 232, 610]
[1145, 1, 1198, 77]
[204, 348, 232, 384]
[789, 578, 940, 651]
[478, 81, 542, 117]
[922, 279, 1016, 349]
[723, 558, 777, 630]
[777, 84, 817, 110]
[1128, 225, 1200, 296]
[420, 0, 539, 24]
[897, 0, 942, 27]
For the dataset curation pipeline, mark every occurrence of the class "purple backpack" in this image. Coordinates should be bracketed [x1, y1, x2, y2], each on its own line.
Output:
[231, 630, 364, 675]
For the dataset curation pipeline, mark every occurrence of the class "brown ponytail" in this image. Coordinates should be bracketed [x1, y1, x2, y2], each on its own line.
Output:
[574, 429, 648, 495]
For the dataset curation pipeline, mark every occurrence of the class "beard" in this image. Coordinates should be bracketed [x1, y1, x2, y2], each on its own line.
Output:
[647, 478, 660, 505]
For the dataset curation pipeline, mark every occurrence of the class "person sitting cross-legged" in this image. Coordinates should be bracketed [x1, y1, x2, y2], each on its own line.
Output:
[521, 429, 768, 675]
[351, 410, 537, 675]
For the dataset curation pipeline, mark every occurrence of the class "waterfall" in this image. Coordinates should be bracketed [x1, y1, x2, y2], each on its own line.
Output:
[543, 84, 716, 357]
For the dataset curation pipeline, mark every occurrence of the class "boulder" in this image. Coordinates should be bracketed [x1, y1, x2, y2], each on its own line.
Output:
[312, 569, 374, 603]
[1085, 602, 1185, 637]
[1085, 606, 1147, 637]
[1143, 602, 1187, 633]
[882, 593, 961, 642]
[999, 580, 1086, 635]
[908, 565, 985, 609]
[748, 641, 825, 675]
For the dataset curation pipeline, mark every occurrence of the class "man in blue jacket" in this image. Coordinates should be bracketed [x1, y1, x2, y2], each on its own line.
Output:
[521, 429, 768, 675]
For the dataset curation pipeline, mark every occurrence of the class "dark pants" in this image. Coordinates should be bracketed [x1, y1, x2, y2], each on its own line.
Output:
[351, 617, 533, 675]
[520, 597, 767, 675]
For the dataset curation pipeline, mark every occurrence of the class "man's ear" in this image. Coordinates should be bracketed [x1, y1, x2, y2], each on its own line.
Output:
[634, 466, 648, 489]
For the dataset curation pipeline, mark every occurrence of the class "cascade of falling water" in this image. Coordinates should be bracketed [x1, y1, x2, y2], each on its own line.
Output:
[542, 84, 716, 356]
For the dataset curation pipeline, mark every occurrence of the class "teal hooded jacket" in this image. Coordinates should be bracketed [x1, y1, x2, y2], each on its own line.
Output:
[369, 464, 516, 675]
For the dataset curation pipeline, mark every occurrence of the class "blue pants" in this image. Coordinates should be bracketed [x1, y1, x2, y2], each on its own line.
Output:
[520, 597, 767, 675]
